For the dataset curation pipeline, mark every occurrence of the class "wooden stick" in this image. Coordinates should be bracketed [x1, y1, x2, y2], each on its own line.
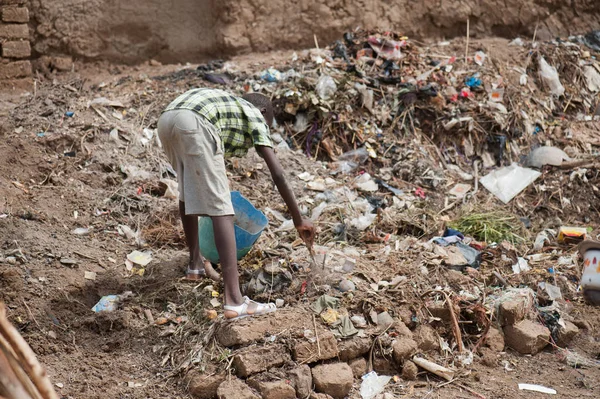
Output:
[413, 356, 455, 381]
[312, 314, 321, 357]
[421, 290, 463, 352]
[464, 19, 470, 64]
[0, 303, 59, 399]
[0, 339, 36, 399]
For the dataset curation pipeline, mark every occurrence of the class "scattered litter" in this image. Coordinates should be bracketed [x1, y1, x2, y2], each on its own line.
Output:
[518, 383, 557, 395]
[360, 371, 392, 399]
[525, 146, 571, 168]
[91, 292, 132, 312]
[448, 183, 471, 198]
[412, 356, 455, 381]
[512, 257, 530, 274]
[557, 226, 588, 244]
[71, 227, 92, 235]
[59, 258, 77, 266]
[89, 97, 125, 108]
[474, 51, 486, 66]
[539, 56, 565, 97]
[127, 250, 152, 266]
[84, 271, 97, 280]
[315, 75, 337, 100]
[480, 163, 541, 204]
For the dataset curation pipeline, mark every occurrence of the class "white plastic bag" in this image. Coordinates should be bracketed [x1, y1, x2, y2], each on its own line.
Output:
[480, 163, 541, 204]
[539, 56, 565, 97]
[316, 75, 337, 100]
[360, 371, 392, 399]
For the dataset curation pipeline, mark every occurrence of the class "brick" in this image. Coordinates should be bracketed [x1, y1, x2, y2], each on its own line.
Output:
[499, 300, 528, 326]
[373, 355, 398, 375]
[187, 371, 226, 399]
[338, 336, 371, 361]
[504, 320, 550, 355]
[485, 327, 505, 352]
[288, 365, 312, 399]
[312, 363, 353, 399]
[414, 325, 440, 352]
[2, 7, 28, 23]
[401, 360, 418, 380]
[217, 310, 312, 347]
[348, 357, 367, 378]
[392, 337, 418, 362]
[0, 23, 27, 38]
[426, 300, 459, 323]
[556, 321, 579, 347]
[2, 40, 29, 58]
[293, 331, 338, 363]
[251, 381, 296, 399]
[0, 60, 31, 79]
[232, 344, 290, 377]
[217, 378, 259, 399]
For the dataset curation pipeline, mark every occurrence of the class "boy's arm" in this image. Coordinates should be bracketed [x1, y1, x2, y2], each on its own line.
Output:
[255, 145, 315, 247]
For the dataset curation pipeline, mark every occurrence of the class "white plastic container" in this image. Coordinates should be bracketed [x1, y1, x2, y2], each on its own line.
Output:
[579, 241, 600, 305]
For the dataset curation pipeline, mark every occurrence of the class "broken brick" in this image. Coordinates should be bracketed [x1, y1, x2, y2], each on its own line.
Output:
[392, 337, 418, 362]
[217, 378, 259, 399]
[485, 327, 505, 352]
[232, 344, 291, 377]
[217, 310, 311, 347]
[401, 360, 418, 380]
[312, 363, 353, 399]
[499, 299, 529, 326]
[187, 371, 226, 399]
[288, 365, 312, 399]
[413, 324, 440, 352]
[348, 357, 367, 378]
[253, 381, 296, 399]
[293, 330, 338, 363]
[337, 336, 371, 361]
[504, 320, 550, 355]
[556, 320, 579, 347]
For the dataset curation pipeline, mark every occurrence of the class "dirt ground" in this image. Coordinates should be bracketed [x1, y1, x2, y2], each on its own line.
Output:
[29, 0, 600, 63]
[1, 40, 600, 399]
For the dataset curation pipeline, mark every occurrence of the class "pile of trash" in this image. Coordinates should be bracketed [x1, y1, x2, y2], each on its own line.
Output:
[233, 29, 600, 169]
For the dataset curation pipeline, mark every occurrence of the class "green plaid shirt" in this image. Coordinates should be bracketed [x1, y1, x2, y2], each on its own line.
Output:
[163, 88, 273, 157]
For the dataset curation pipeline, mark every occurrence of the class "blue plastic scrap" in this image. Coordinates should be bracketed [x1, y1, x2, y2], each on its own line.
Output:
[465, 76, 482, 88]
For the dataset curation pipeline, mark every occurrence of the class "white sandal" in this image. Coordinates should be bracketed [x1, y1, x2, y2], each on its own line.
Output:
[223, 296, 277, 320]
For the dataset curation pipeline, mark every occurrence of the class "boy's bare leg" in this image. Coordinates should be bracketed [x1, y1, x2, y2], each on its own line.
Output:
[211, 215, 245, 305]
[179, 201, 220, 281]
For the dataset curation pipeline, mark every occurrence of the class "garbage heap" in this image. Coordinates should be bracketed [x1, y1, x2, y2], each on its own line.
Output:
[171, 30, 600, 399]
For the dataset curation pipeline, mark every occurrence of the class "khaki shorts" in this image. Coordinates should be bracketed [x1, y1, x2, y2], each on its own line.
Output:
[157, 109, 234, 216]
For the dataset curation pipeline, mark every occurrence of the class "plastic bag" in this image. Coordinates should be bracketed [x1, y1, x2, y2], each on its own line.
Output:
[360, 371, 392, 399]
[525, 146, 570, 168]
[480, 163, 541, 204]
[336, 147, 369, 173]
[539, 56, 565, 97]
[316, 75, 337, 100]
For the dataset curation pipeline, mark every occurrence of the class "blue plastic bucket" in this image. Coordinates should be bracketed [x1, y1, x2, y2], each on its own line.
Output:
[198, 191, 269, 264]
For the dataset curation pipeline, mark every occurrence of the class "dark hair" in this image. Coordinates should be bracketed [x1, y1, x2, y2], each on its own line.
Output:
[242, 92, 274, 127]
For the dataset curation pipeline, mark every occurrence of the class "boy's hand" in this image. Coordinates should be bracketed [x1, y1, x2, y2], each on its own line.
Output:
[296, 219, 315, 249]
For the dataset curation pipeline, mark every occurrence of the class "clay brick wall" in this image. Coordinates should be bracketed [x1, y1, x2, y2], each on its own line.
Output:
[0, 0, 31, 81]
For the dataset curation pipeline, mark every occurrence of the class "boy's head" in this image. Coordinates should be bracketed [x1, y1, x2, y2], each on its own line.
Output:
[243, 93, 274, 127]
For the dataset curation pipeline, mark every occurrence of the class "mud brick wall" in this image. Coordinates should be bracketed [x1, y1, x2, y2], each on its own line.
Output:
[0, 0, 31, 80]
